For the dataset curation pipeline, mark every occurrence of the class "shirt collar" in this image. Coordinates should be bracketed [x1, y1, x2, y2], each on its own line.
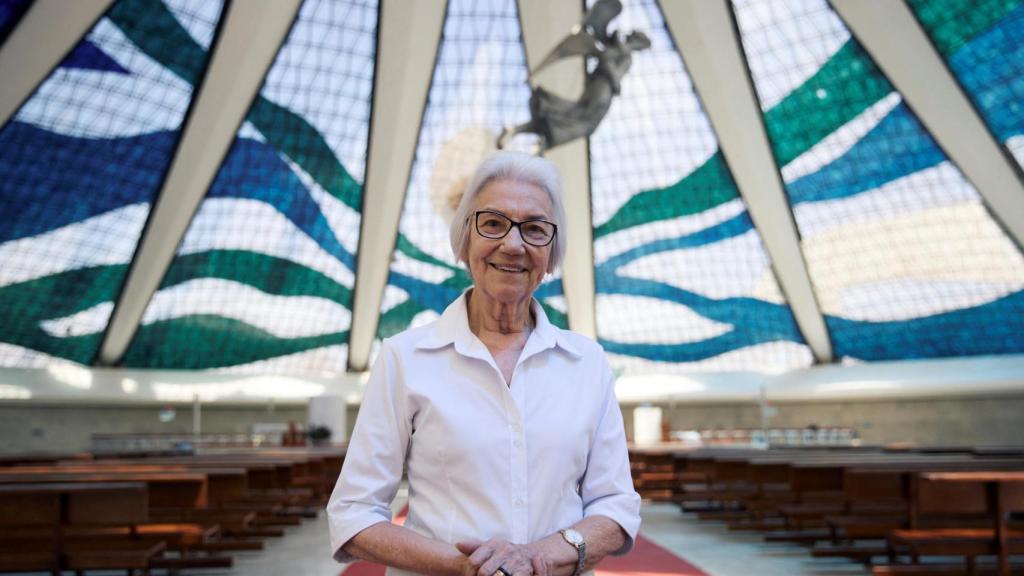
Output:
[415, 289, 582, 359]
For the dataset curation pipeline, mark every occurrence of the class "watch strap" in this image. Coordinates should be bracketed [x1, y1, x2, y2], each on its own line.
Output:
[559, 529, 585, 576]
[575, 541, 586, 576]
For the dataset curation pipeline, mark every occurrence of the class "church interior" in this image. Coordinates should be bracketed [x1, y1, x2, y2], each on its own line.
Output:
[1, 0, 1023, 574]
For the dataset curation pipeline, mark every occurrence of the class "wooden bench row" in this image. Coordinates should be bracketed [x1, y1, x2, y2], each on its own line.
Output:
[0, 446, 344, 575]
[629, 445, 1024, 576]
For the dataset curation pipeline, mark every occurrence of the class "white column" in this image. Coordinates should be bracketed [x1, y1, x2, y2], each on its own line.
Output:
[517, 0, 596, 338]
[833, 0, 1024, 248]
[0, 0, 114, 127]
[308, 395, 348, 443]
[346, 0, 448, 372]
[98, 0, 303, 364]
[661, 0, 833, 363]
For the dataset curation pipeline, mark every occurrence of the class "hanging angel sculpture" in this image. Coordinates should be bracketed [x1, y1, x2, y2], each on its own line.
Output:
[498, 0, 651, 152]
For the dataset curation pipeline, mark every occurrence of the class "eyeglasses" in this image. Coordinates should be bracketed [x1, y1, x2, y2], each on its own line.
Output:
[474, 210, 557, 247]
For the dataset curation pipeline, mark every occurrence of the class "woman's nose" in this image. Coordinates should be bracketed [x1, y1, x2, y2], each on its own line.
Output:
[500, 226, 527, 252]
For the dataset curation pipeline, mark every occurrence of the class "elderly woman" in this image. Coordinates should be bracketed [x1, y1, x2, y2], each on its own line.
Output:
[327, 151, 640, 576]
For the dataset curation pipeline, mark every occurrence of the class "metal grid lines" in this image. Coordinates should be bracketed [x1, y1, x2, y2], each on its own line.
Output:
[377, 0, 568, 344]
[121, 0, 378, 373]
[733, 0, 1024, 361]
[590, 0, 812, 375]
[0, 0, 223, 367]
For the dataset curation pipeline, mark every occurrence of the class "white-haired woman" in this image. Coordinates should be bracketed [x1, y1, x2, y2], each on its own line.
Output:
[328, 151, 640, 576]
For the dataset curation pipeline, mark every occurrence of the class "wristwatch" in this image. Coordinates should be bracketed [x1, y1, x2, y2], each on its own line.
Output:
[559, 528, 586, 576]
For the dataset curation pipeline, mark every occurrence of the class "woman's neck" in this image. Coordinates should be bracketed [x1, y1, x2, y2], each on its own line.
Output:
[467, 289, 533, 337]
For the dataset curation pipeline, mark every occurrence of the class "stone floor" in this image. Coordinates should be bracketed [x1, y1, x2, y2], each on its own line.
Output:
[188, 502, 871, 576]
[16, 501, 874, 575]
[638, 503, 869, 576]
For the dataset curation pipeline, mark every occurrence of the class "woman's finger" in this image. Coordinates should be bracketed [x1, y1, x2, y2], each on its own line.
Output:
[479, 544, 531, 576]
[456, 540, 483, 555]
[468, 541, 496, 567]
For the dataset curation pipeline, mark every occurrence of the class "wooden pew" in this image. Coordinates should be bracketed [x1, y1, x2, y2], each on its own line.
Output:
[0, 470, 209, 508]
[29, 462, 280, 540]
[0, 469, 239, 569]
[77, 456, 317, 524]
[629, 447, 679, 502]
[766, 455, 1018, 540]
[878, 472, 1024, 576]
[813, 460, 1024, 564]
[0, 482, 165, 575]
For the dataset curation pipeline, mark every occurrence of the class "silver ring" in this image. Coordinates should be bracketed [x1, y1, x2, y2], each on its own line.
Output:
[493, 568, 512, 576]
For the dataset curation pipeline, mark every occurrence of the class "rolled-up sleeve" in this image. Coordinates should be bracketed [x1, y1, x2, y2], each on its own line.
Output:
[327, 340, 409, 562]
[580, 357, 641, 555]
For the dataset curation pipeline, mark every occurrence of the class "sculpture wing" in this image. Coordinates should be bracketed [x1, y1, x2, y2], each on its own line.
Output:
[529, 29, 599, 78]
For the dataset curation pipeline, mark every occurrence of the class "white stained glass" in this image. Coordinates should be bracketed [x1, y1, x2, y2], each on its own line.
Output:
[596, 295, 732, 345]
[139, 279, 351, 339]
[396, 0, 532, 265]
[16, 18, 195, 139]
[260, 0, 377, 184]
[165, 0, 221, 50]
[802, 200, 1024, 319]
[609, 341, 813, 376]
[732, 0, 849, 111]
[214, 345, 348, 376]
[177, 198, 355, 289]
[590, 0, 719, 227]
[0, 204, 148, 288]
[616, 230, 773, 299]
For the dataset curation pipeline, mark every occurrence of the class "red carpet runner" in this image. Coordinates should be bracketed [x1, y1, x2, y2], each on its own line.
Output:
[341, 508, 708, 576]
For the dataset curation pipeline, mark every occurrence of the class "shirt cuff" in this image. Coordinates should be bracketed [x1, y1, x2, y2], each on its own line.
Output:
[328, 501, 393, 563]
[582, 493, 642, 556]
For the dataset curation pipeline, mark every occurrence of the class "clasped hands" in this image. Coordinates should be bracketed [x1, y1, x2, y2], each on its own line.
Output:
[455, 538, 554, 576]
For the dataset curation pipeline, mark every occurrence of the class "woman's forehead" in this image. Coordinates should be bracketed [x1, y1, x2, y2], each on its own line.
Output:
[475, 179, 552, 217]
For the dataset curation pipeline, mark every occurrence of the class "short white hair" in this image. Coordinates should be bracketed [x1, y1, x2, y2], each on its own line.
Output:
[449, 151, 567, 273]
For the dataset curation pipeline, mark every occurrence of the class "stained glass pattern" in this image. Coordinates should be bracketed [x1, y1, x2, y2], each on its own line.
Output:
[122, 0, 377, 373]
[0, 0, 223, 366]
[590, 0, 812, 374]
[733, 0, 1024, 361]
[378, 0, 567, 343]
[907, 0, 1024, 170]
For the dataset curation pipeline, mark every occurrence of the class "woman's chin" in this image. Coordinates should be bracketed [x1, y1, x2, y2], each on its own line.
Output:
[478, 283, 533, 304]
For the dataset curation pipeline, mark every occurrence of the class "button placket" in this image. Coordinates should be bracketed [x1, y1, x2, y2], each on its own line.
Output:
[508, 366, 529, 543]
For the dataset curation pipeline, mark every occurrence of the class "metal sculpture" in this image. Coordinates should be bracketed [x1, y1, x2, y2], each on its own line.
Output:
[498, 0, 651, 152]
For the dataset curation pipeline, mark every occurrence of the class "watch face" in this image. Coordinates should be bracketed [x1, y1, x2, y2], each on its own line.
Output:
[563, 529, 584, 545]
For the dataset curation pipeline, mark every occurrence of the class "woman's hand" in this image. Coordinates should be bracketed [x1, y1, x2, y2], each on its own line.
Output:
[456, 539, 548, 576]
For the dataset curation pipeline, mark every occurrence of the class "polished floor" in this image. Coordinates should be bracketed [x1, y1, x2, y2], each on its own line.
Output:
[17, 502, 873, 575]
[191, 503, 870, 576]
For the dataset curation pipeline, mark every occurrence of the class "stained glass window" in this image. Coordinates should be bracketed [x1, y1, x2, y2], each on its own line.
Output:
[733, 0, 1024, 361]
[122, 0, 377, 373]
[0, 0, 223, 367]
[378, 0, 567, 344]
[591, 0, 812, 374]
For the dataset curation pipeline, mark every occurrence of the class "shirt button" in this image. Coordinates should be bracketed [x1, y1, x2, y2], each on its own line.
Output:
[515, 498, 524, 508]
[514, 440, 522, 448]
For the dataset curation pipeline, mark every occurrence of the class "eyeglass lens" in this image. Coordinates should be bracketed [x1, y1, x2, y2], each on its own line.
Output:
[476, 211, 555, 246]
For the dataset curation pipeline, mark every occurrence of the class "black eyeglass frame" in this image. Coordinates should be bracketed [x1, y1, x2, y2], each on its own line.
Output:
[473, 210, 558, 247]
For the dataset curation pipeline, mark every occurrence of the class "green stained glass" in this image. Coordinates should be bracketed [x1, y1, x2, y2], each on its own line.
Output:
[908, 0, 1022, 57]
[122, 315, 349, 369]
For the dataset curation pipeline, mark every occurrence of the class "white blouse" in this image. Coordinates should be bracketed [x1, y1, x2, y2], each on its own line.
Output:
[327, 292, 641, 575]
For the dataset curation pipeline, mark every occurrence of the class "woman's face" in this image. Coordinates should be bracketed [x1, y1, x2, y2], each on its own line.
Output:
[466, 179, 554, 306]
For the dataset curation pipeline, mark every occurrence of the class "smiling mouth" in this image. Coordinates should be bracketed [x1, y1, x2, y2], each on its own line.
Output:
[490, 263, 527, 273]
